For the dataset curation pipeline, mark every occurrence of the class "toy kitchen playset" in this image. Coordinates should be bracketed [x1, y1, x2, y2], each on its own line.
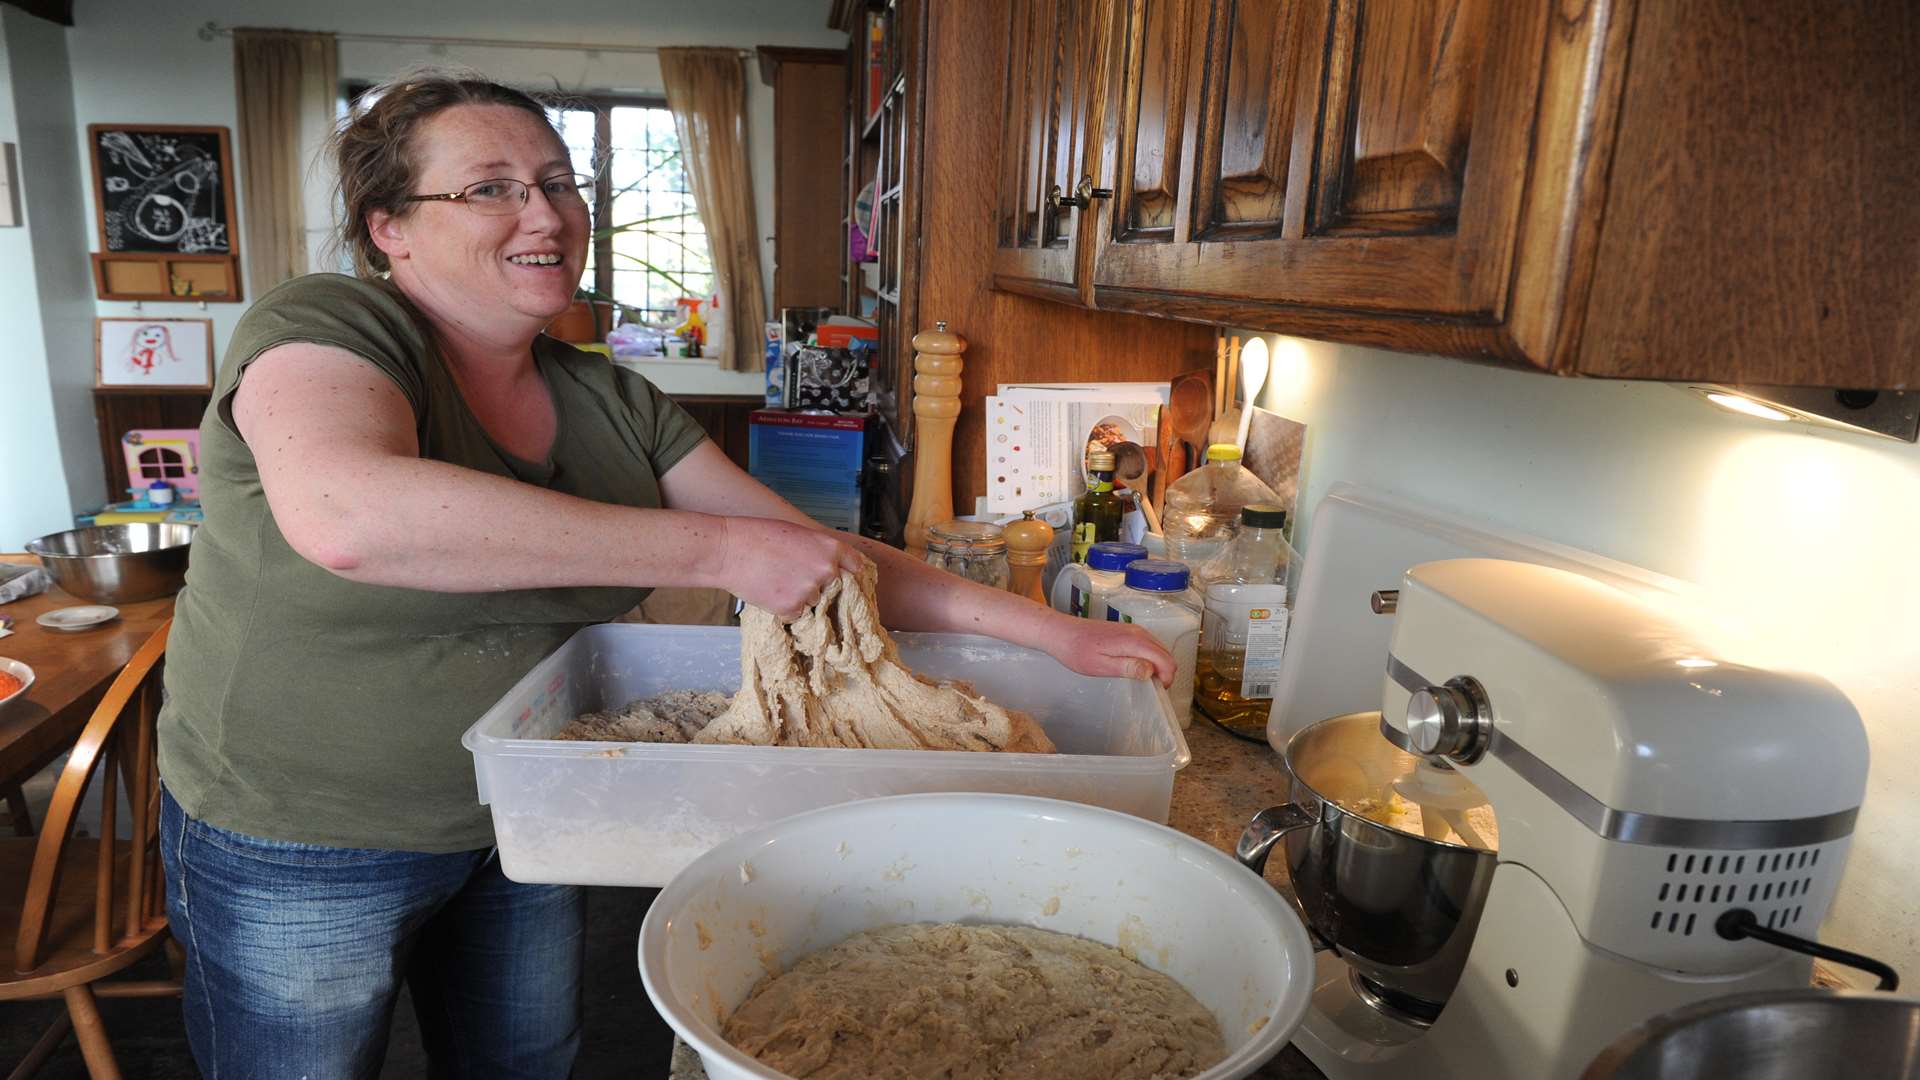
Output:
[77, 428, 205, 527]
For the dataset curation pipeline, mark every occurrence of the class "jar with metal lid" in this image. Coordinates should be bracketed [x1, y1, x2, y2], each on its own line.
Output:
[924, 520, 1011, 590]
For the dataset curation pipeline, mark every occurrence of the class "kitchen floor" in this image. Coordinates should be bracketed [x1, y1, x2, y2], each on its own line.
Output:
[0, 886, 679, 1078]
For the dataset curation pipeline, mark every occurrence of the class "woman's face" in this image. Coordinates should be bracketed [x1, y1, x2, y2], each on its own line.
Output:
[376, 103, 589, 337]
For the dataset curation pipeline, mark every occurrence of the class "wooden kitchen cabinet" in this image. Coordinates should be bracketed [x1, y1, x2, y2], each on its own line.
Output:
[991, 0, 1115, 304]
[994, 0, 1920, 391]
[839, 0, 1215, 527]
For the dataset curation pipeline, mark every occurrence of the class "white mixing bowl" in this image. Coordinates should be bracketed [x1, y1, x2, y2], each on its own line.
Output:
[638, 793, 1316, 1080]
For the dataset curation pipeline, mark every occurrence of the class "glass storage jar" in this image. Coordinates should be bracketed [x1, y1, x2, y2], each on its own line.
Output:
[924, 521, 1011, 590]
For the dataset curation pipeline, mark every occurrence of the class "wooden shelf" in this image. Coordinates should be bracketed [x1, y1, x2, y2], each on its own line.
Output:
[861, 106, 884, 141]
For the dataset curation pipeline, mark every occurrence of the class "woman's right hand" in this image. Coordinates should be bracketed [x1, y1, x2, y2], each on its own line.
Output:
[715, 517, 868, 619]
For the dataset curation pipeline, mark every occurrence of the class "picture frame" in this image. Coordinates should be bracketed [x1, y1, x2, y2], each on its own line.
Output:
[94, 317, 215, 391]
[85, 124, 242, 301]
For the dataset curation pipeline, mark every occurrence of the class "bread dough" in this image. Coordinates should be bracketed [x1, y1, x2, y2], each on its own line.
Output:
[721, 923, 1227, 1079]
[554, 690, 730, 744]
[694, 564, 1055, 753]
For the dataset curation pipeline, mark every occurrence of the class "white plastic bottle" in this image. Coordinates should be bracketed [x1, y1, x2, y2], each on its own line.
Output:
[1049, 542, 1148, 620]
[1162, 444, 1280, 566]
[1105, 559, 1202, 728]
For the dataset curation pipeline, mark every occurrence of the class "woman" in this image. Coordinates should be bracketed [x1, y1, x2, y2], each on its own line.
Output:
[156, 73, 1172, 1078]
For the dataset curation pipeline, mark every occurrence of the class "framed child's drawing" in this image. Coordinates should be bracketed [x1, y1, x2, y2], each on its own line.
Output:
[94, 317, 215, 390]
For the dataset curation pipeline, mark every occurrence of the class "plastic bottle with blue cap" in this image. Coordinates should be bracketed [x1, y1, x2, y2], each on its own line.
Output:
[1104, 559, 1202, 727]
[1049, 541, 1148, 621]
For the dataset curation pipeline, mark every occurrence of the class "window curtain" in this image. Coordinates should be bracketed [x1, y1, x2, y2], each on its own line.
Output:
[659, 48, 768, 373]
[232, 29, 337, 295]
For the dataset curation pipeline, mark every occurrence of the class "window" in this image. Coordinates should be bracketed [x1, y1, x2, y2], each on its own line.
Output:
[340, 83, 714, 327]
[137, 447, 187, 480]
[552, 101, 715, 327]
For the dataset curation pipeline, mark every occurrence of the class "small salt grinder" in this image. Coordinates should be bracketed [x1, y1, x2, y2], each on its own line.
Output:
[1004, 510, 1054, 604]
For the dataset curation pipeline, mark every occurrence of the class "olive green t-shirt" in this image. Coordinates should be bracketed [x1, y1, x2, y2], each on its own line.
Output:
[157, 273, 709, 852]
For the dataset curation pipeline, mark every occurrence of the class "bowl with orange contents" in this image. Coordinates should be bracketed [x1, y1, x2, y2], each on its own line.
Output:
[0, 658, 33, 708]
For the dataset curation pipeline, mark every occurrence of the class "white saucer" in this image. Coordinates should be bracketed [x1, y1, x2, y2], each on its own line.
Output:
[37, 605, 120, 632]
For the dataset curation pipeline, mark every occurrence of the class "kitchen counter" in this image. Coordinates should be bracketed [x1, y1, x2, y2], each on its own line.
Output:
[667, 716, 1326, 1079]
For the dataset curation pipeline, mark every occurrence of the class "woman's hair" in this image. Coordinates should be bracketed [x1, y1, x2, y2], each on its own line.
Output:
[328, 70, 561, 278]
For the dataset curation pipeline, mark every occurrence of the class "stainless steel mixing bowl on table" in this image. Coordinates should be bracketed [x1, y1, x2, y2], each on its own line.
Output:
[26, 524, 194, 604]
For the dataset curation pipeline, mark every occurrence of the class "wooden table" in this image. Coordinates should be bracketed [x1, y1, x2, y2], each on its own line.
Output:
[0, 555, 175, 790]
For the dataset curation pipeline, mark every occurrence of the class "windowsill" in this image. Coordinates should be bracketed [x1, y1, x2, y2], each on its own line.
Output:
[608, 353, 766, 398]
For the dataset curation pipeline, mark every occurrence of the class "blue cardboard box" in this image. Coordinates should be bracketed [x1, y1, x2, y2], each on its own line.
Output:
[748, 411, 868, 533]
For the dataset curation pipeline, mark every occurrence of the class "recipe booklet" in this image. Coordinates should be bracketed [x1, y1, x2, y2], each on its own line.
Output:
[983, 382, 1170, 513]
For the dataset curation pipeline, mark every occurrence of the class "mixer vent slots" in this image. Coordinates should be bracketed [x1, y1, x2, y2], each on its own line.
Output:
[1648, 847, 1821, 937]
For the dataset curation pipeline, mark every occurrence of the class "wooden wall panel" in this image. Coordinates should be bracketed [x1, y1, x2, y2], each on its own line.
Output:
[764, 49, 849, 312]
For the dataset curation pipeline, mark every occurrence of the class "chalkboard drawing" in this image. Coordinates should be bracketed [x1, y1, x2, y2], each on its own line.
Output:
[94, 317, 214, 390]
[89, 126, 234, 255]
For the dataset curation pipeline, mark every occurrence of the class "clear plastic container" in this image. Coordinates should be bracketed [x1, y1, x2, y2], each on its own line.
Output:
[462, 624, 1190, 886]
[1162, 444, 1281, 566]
[1049, 541, 1148, 619]
[1105, 560, 1202, 729]
[1195, 504, 1296, 735]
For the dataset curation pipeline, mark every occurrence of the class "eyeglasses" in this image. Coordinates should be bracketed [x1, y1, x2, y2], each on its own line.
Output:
[404, 172, 594, 216]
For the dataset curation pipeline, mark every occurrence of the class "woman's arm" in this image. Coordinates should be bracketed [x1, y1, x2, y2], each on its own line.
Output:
[658, 443, 1176, 685]
[232, 343, 862, 612]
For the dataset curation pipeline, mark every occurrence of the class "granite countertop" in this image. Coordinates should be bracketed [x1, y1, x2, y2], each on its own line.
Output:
[668, 717, 1326, 1079]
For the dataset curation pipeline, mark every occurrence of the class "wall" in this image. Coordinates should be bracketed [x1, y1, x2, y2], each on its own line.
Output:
[0, 6, 103, 547]
[0, 0, 836, 544]
[1251, 333, 1920, 982]
[64, 0, 842, 341]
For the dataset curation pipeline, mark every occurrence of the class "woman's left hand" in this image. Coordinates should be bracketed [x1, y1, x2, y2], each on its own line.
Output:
[1043, 615, 1176, 687]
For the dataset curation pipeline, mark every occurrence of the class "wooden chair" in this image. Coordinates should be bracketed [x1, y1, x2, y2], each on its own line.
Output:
[1, 620, 178, 1079]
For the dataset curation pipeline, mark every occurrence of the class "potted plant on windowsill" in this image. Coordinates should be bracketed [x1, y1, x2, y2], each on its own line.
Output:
[547, 289, 617, 344]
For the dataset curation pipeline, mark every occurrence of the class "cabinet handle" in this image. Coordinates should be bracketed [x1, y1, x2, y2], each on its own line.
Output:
[1049, 176, 1113, 211]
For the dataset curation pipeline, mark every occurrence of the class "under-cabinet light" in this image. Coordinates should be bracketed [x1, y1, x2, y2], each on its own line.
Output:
[1701, 391, 1793, 423]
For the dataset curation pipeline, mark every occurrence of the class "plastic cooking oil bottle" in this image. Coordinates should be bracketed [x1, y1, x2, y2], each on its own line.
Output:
[1161, 444, 1280, 567]
[1105, 559, 1201, 727]
[1193, 503, 1293, 737]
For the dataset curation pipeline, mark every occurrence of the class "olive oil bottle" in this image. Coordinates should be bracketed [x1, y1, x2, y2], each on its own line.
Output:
[1071, 452, 1122, 562]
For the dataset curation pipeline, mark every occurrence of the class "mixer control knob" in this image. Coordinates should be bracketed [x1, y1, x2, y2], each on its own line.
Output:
[1406, 679, 1490, 762]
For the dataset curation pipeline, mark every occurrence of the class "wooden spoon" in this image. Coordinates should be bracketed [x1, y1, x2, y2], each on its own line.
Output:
[1167, 369, 1214, 474]
[1108, 441, 1162, 535]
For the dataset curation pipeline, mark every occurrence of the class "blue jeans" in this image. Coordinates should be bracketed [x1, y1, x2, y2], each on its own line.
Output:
[159, 788, 584, 1079]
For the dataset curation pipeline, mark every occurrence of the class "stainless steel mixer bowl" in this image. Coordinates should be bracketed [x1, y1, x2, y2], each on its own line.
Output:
[27, 524, 194, 603]
[1580, 989, 1920, 1078]
[1238, 711, 1498, 1016]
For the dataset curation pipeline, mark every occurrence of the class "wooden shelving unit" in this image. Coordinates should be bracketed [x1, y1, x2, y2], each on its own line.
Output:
[841, 0, 922, 450]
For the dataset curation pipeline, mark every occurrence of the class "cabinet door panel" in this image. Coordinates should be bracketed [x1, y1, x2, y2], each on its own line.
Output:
[1192, 0, 1309, 241]
[1094, 0, 1545, 320]
[1309, 0, 1490, 237]
[1043, 0, 1108, 249]
[994, 0, 1112, 300]
[1111, 0, 1201, 242]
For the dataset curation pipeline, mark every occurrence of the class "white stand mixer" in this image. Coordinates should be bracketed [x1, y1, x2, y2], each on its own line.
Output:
[1252, 558, 1871, 1079]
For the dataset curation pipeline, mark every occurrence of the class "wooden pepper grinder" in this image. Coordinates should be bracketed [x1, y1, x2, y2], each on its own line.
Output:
[1003, 510, 1054, 603]
[904, 321, 964, 556]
